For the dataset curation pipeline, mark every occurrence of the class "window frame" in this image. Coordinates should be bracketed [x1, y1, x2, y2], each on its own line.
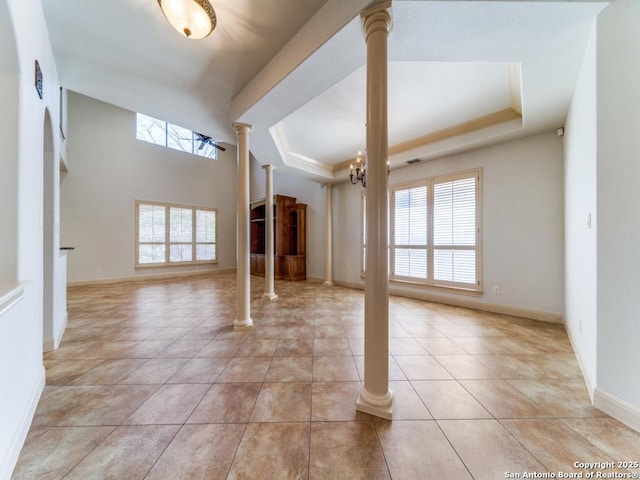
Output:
[388, 168, 482, 293]
[390, 182, 429, 285]
[135, 113, 219, 160]
[135, 200, 218, 268]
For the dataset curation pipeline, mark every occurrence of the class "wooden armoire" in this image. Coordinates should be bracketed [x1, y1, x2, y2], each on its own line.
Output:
[250, 195, 306, 281]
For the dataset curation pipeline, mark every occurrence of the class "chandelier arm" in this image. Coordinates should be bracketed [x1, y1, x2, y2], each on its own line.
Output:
[348, 149, 372, 188]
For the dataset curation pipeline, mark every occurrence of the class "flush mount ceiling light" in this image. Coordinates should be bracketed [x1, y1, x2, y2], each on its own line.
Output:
[157, 0, 217, 39]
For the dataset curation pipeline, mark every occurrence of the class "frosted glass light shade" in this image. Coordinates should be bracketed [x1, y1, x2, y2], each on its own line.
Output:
[157, 0, 217, 39]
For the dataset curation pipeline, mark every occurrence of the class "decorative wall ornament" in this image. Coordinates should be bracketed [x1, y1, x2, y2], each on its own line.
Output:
[35, 60, 43, 99]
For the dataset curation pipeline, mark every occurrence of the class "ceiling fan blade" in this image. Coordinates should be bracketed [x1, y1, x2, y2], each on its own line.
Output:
[195, 132, 225, 152]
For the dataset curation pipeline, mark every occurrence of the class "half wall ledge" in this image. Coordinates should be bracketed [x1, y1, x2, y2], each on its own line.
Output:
[0, 281, 29, 318]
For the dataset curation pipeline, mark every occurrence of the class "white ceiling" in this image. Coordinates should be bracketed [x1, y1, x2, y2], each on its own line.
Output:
[42, 0, 328, 142]
[42, 0, 609, 183]
[277, 61, 514, 165]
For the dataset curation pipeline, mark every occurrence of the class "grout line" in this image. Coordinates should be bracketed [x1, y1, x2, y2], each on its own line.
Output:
[28, 276, 622, 480]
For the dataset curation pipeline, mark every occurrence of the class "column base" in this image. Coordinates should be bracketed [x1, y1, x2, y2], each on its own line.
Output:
[323, 281, 335, 287]
[233, 318, 253, 331]
[263, 293, 278, 301]
[356, 386, 394, 420]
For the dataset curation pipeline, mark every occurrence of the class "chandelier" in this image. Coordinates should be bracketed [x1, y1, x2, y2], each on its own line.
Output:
[157, 0, 217, 39]
[349, 150, 389, 187]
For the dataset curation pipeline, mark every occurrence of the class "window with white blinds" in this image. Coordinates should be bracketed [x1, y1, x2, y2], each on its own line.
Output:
[390, 169, 481, 291]
[393, 185, 428, 281]
[136, 201, 217, 267]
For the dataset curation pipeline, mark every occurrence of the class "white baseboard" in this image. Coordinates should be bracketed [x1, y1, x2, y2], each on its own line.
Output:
[564, 324, 595, 401]
[55, 312, 67, 350]
[332, 279, 364, 290]
[67, 268, 235, 287]
[594, 388, 640, 433]
[332, 278, 563, 324]
[0, 366, 45, 480]
[305, 276, 325, 284]
[43, 312, 68, 352]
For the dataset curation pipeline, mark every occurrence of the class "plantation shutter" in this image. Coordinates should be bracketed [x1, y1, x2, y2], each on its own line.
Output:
[169, 207, 193, 262]
[196, 209, 216, 261]
[432, 173, 478, 287]
[135, 201, 217, 267]
[138, 204, 166, 264]
[392, 184, 428, 281]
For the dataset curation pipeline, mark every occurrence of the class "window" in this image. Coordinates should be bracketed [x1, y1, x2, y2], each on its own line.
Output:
[136, 201, 217, 267]
[393, 184, 428, 280]
[432, 174, 478, 286]
[389, 169, 481, 291]
[136, 113, 219, 160]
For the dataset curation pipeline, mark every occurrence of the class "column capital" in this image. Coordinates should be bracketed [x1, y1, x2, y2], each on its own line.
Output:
[262, 164, 276, 172]
[233, 123, 252, 135]
[361, 0, 392, 39]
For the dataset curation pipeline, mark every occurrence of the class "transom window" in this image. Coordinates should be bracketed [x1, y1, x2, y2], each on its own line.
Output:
[135, 201, 217, 267]
[136, 113, 219, 160]
[389, 169, 481, 291]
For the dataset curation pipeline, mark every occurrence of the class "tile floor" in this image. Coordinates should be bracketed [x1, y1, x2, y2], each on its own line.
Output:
[12, 273, 640, 479]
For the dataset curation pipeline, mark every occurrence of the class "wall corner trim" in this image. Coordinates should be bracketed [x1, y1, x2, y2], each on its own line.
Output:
[564, 324, 595, 402]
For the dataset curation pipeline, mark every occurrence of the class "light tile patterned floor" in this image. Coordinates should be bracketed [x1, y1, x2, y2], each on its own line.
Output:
[12, 273, 640, 479]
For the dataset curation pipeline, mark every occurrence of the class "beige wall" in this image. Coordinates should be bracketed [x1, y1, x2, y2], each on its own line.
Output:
[333, 131, 565, 319]
[61, 92, 238, 283]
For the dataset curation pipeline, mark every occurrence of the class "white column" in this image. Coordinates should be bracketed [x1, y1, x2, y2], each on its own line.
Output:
[234, 123, 253, 330]
[263, 164, 278, 300]
[356, 0, 393, 420]
[323, 183, 334, 287]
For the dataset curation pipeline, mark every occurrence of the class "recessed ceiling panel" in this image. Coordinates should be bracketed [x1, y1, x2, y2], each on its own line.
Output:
[277, 61, 513, 165]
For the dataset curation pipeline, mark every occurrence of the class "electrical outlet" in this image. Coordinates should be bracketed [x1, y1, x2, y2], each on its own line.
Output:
[96, 267, 102, 274]
[493, 285, 500, 294]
